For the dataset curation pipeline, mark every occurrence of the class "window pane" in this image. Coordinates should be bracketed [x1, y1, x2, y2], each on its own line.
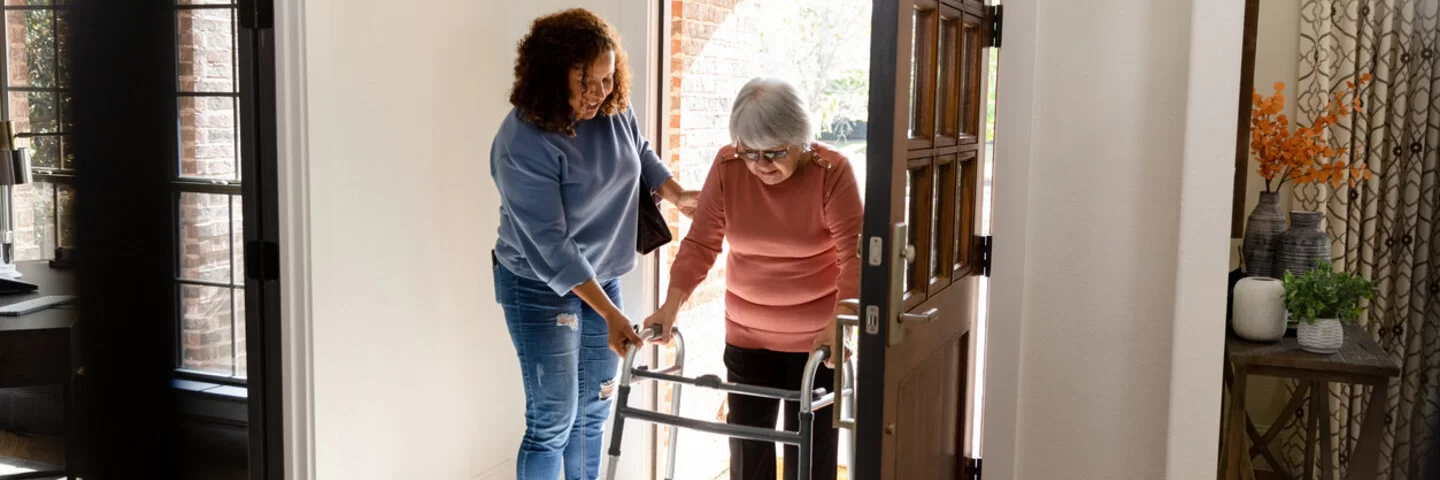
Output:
[12, 181, 54, 261]
[178, 96, 239, 180]
[177, 8, 236, 93]
[904, 169, 914, 292]
[908, 10, 919, 137]
[54, 9, 67, 87]
[28, 134, 57, 169]
[180, 284, 235, 375]
[56, 182, 72, 247]
[10, 91, 58, 133]
[231, 195, 243, 284]
[234, 288, 246, 378]
[930, 166, 942, 276]
[58, 93, 71, 131]
[59, 134, 72, 169]
[4, 1, 50, 6]
[179, 192, 234, 283]
[5, 9, 55, 87]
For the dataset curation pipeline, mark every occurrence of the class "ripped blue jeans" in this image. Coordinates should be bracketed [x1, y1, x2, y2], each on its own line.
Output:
[494, 262, 621, 480]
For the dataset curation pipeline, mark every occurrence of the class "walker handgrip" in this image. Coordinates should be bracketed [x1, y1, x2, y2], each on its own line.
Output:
[635, 323, 683, 344]
[637, 323, 664, 340]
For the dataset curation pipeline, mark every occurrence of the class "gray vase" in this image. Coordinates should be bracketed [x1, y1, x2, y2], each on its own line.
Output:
[1243, 191, 1286, 278]
[1280, 211, 1330, 277]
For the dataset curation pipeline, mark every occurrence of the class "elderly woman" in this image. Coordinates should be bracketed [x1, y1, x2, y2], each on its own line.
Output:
[644, 77, 863, 480]
[491, 8, 697, 480]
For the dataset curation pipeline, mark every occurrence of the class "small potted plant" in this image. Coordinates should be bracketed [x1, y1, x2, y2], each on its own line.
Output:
[1282, 261, 1376, 354]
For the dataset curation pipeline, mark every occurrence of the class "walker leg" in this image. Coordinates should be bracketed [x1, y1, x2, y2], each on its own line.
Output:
[845, 359, 857, 471]
[664, 382, 682, 480]
[799, 410, 814, 480]
[606, 383, 635, 479]
[664, 330, 688, 480]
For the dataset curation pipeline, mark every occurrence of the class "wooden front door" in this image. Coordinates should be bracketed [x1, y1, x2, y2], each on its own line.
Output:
[849, 0, 997, 478]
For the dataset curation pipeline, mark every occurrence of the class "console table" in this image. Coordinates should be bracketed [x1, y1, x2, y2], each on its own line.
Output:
[1222, 323, 1401, 480]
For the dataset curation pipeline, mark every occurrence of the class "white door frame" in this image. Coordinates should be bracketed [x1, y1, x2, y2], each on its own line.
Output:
[275, 0, 316, 478]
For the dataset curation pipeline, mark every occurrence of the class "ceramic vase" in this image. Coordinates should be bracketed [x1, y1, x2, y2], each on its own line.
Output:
[1232, 277, 1286, 342]
[1243, 191, 1286, 279]
[1298, 318, 1344, 354]
[1280, 211, 1330, 277]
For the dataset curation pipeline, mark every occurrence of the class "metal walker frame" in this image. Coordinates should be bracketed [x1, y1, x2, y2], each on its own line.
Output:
[606, 325, 856, 480]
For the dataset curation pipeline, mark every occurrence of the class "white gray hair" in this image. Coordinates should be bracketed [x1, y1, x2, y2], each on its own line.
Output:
[729, 77, 812, 150]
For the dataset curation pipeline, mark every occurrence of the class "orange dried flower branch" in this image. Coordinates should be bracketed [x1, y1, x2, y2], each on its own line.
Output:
[1250, 74, 1375, 192]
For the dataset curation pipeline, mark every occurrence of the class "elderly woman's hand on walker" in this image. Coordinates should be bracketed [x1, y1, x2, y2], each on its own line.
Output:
[813, 303, 856, 369]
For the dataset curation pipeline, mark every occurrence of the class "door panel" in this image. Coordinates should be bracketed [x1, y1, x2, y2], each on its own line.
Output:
[854, 0, 994, 478]
[894, 336, 964, 479]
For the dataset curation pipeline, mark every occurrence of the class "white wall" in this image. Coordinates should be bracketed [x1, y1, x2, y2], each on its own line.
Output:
[289, 1, 657, 478]
[984, 0, 1234, 478]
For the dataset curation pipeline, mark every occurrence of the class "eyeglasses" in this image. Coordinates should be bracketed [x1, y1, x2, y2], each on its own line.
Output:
[734, 147, 790, 162]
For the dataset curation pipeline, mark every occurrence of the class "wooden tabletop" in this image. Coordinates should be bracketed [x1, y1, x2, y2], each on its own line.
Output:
[1227, 323, 1400, 378]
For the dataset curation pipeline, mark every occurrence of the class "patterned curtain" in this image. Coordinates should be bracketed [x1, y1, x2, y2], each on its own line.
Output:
[1281, 1, 1440, 478]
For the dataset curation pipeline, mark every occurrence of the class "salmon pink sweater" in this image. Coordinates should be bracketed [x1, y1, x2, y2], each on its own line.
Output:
[668, 143, 863, 353]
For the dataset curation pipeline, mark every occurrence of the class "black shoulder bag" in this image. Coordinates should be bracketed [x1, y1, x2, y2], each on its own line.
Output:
[636, 176, 673, 255]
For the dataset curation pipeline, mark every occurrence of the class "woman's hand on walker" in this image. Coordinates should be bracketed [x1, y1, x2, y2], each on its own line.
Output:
[605, 314, 643, 357]
[813, 306, 854, 369]
[642, 304, 680, 345]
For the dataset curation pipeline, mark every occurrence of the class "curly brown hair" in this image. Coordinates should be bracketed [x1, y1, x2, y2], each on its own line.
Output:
[510, 8, 631, 136]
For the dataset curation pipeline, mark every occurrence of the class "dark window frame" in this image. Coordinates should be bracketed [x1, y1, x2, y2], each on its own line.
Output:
[169, 0, 248, 386]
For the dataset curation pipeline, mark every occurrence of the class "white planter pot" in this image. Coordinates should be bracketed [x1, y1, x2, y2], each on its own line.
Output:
[1297, 318, 1344, 354]
[1232, 277, 1286, 342]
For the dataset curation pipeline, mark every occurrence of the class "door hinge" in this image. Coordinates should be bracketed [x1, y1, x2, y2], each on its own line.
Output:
[988, 5, 1003, 48]
[238, 0, 274, 29]
[979, 235, 993, 277]
[245, 240, 280, 281]
[964, 457, 983, 480]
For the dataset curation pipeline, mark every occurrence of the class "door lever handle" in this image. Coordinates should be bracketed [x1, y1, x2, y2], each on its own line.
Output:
[899, 307, 939, 325]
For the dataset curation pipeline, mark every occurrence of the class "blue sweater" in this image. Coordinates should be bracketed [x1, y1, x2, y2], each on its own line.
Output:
[491, 108, 673, 295]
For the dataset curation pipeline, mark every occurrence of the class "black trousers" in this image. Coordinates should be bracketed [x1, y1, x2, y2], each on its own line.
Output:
[724, 344, 838, 480]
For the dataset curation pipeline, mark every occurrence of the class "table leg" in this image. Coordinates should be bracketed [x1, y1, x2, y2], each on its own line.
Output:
[1227, 366, 1250, 480]
[64, 376, 75, 480]
[1221, 364, 1233, 479]
[1305, 383, 1319, 480]
[1316, 382, 1333, 480]
[1344, 379, 1390, 480]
